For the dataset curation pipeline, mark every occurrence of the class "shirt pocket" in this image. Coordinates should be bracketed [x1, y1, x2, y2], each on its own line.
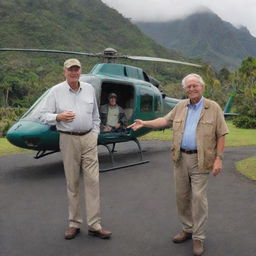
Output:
[81, 99, 94, 114]
[58, 102, 74, 112]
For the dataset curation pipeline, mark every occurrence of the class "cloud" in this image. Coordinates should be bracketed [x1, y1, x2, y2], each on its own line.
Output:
[102, 0, 256, 36]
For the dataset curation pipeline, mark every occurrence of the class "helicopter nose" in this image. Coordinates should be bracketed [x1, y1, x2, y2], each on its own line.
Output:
[6, 121, 39, 149]
[6, 120, 58, 150]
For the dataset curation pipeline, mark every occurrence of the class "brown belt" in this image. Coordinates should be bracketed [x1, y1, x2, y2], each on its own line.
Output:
[59, 129, 92, 136]
[180, 148, 198, 154]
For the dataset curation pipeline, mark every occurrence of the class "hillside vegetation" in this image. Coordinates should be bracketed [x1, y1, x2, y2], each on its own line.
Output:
[0, 0, 205, 108]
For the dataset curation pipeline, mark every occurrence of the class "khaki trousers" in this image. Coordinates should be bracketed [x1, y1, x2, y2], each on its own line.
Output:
[174, 152, 209, 241]
[59, 131, 101, 231]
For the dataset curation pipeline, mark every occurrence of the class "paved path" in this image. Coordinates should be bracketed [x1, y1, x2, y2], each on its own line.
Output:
[0, 142, 255, 256]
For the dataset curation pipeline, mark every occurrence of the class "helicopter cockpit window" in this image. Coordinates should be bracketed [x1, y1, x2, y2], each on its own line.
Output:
[140, 88, 153, 112]
[99, 64, 125, 76]
[125, 67, 139, 79]
[125, 66, 145, 80]
[21, 89, 51, 121]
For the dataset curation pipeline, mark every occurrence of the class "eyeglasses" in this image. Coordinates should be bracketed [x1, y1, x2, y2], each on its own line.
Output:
[184, 84, 200, 89]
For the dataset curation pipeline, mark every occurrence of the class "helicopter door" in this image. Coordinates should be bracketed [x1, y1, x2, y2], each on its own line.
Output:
[99, 82, 135, 130]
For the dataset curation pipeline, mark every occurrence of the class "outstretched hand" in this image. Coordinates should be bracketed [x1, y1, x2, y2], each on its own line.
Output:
[127, 119, 144, 131]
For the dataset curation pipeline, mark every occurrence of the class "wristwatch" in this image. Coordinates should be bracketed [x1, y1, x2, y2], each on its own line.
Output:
[216, 153, 224, 160]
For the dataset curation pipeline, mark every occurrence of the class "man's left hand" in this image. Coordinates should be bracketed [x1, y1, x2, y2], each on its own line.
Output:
[212, 157, 222, 176]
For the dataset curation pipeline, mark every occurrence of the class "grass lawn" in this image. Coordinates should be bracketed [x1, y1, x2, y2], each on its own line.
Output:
[225, 121, 256, 147]
[236, 157, 256, 181]
[0, 137, 32, 156]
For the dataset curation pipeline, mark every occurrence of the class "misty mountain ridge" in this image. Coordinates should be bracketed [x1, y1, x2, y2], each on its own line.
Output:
[136, 9, 256, 70]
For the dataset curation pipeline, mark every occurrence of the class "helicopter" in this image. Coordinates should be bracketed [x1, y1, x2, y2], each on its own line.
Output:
[1, 47, 204, 171]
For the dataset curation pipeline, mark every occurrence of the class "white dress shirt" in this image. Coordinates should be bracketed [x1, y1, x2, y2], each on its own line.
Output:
[40, 80, 100, 134]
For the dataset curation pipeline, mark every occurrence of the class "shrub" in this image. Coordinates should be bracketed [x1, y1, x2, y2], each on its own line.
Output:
[0, 107, 27, 137]
[233, 115, 256, 129]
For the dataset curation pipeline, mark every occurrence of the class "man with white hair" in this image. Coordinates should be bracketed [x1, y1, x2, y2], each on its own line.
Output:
[128, 73, 228, 256]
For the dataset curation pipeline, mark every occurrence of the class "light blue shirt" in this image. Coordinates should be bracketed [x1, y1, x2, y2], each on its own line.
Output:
[40, 81, 100, 134]
[181, 97, 204, 150]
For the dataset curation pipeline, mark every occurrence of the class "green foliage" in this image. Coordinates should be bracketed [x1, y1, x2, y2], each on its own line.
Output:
[0, 107, 27, 136]
[233, 116, 256, 129]
[0, 107, 27, 120]
[239, 56, 256, 77]
[230, 57, 256, 128]
[217, 68, 231, 82]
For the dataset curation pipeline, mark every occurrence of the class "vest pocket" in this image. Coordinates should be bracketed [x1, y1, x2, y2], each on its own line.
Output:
[199, 120, 214, 136]
[173, 119, 182, 130]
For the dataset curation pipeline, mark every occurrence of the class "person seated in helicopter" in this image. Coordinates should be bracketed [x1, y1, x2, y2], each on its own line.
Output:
[100, 93, 127, 133]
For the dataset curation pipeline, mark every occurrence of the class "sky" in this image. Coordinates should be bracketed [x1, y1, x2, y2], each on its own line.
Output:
[101, 0, 256, 37]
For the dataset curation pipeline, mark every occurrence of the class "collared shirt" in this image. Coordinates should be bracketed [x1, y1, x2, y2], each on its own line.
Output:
[107, 105, 119, 127]
[181, 97, 204, 150]
[40, 80, 100, 133]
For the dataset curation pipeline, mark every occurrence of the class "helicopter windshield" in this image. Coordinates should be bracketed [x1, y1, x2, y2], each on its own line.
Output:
[21, 89, 51, 122]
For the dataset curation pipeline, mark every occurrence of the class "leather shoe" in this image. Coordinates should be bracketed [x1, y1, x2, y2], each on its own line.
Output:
[172, 231, 192, 243]
[88, 229, 112, 239]
[193, 240, 204, 256]
[64, 227, 80, 240]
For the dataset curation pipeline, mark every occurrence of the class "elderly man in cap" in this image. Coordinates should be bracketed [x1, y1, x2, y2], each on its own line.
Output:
[100, 92, 127, 132]
[40, 58, 112, 240]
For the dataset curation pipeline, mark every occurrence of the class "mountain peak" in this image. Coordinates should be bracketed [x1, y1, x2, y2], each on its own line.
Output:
[194, 5, 213, 14]
[238, 25, 251, 35]
[136, 10, 256, 70]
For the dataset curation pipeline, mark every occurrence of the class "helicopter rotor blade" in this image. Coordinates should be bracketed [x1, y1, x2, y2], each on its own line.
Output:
[125, 55, 202, 67]
[0, 48, 98, 57]
[0, 48, 202, 67]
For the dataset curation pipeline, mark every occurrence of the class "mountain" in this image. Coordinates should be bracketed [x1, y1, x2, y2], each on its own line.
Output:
[0, 0, 203, 107]
[136, 10, 256, 70]
[0, 0, 182, 57]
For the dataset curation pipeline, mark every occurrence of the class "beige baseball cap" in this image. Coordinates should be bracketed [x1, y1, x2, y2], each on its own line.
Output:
[64, 58, 81, 69]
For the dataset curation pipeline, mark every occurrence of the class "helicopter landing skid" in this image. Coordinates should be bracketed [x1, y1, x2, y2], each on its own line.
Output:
[34, 150, 59, 159]
[99, 138, 149, 172]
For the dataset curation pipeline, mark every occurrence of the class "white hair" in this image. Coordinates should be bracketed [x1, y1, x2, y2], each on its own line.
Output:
[181, 73, 205, 89]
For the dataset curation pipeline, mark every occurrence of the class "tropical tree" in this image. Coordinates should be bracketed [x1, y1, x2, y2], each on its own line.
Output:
[232, 57, 256, 128]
